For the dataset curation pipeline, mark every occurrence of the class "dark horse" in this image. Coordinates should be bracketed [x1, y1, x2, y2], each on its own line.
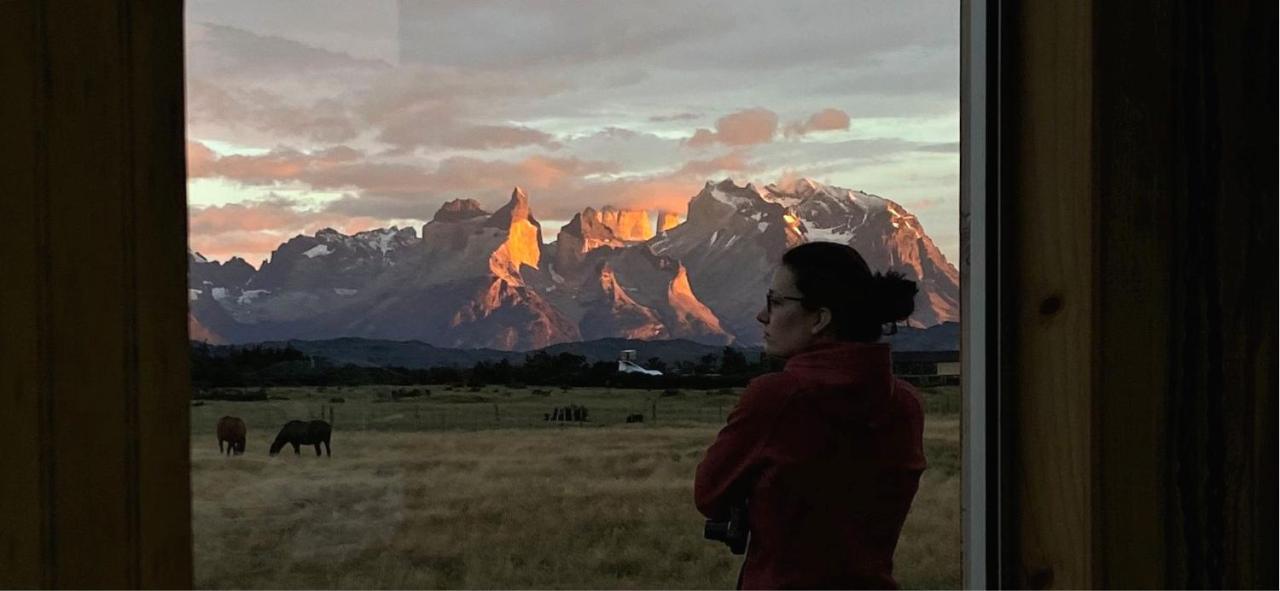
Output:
[216, 416, 246, 455]
[269, 420, 331, 457]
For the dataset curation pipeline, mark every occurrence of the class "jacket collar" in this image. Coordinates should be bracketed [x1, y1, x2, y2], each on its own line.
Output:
[782, 340, 894, 394]
[780, 341, 897, 423]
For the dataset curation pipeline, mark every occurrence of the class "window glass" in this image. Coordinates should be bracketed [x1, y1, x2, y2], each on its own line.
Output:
[186, 2, 962, 587]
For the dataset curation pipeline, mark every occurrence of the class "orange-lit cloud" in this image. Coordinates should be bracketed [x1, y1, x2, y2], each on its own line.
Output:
[684, 108, 779, 148]
[188, 197, 388, 264]
[673, 151, 752, 177]
[784, 108, 852, 137]
[186, 141, 218, 177]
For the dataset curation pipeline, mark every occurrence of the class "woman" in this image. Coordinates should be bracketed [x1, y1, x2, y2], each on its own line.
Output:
[695, 242, 926, 589]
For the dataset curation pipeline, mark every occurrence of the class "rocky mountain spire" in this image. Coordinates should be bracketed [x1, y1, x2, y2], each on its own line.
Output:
[433, 198, 488, 222]
[487, 187, 543, 272]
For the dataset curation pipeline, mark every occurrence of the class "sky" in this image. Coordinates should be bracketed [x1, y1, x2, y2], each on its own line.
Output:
[185, 0, 960, 267]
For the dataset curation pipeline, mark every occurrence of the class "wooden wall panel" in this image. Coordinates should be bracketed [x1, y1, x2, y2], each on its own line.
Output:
[1000, 0, 1276, 587]
[0, 1, 191, 588]
[1003, 0, 1095, 587]
[45, 2, 135, 583]
[127, 2, 195, 587]
[1093, 0, 1176, 587]
[1165, 1, 1277, 588]
[0, 1, 47, 586]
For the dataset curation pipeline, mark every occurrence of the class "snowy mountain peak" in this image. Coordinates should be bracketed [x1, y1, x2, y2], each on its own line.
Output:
[188, 249, 210, 264]
[353, 226, 418, 254]
[691, 178, 771, 220]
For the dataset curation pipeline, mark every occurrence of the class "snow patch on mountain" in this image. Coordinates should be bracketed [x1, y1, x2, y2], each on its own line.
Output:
[802, 224, 854, 243]
[303, 244, 333, 258]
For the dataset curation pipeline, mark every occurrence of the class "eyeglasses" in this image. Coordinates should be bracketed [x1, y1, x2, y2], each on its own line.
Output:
[765, 292, 805, 314]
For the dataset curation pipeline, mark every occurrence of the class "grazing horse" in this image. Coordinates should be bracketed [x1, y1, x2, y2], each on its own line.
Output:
[269, 419, 331, 457]
[216, 416, 247, 455]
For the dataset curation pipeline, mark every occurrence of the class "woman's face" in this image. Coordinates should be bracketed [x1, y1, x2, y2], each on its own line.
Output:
[756, 266, 830, 358]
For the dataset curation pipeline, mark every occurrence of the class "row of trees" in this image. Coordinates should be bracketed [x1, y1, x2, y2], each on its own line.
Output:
[190, 343, 782, 389]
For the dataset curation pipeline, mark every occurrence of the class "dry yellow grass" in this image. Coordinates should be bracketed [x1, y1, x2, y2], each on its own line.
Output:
[193, 419, 960, 589]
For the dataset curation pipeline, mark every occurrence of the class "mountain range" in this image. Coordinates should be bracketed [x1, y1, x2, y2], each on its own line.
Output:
[189, 178, 959, 350]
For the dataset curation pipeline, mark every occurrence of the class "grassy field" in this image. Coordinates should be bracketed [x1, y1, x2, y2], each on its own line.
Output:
[192, 386, 961, 589]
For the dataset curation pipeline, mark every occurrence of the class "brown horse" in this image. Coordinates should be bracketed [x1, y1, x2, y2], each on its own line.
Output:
[217, 416, 247, 456]
[269, 419, 331, 457]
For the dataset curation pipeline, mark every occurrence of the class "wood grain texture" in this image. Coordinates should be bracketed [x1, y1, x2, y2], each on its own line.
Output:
[127, 2, 194, 587]
[1165, 0, 1277, 588]
[1093, 0, 1176, 587]
[0, 1, 47, 586]
[0, 1, 191, 587]
[1004, 0, 1095, 587]
[1000, 0, 1275, 587]
[45, 2, 135, 584]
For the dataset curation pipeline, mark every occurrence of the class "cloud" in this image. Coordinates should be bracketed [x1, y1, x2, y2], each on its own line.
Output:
[186, 22, 389, 80]
[685, 128, 718, 149]
[648, 112, 701, 122]
[187, 80, 361, 144]
[397, 1, 734, 70]
[376, 118, 562, 152]
[182, 146, 623, 220]
[684, 108, 779, 148]
[672, 151, 753, 178]
[186, 141, 218, 177]
[188, 144, 366, 185]
[189, 143, 614, 202]
[783, 108, 852, 138]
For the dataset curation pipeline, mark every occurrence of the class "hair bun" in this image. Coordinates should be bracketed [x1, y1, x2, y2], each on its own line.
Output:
[870, 270, 918, 324]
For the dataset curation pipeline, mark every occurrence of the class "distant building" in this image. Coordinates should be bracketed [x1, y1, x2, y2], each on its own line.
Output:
[617, 349, 661, 376]
[892, 350, 961, 386]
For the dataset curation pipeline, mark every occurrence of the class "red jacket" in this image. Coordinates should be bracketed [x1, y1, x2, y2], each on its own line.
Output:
[695, 342, 926, 589]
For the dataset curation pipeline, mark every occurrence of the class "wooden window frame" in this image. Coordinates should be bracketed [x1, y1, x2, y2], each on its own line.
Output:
[2, 0, 1273, 588]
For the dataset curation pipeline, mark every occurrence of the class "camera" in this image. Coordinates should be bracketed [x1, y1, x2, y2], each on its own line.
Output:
[704, 501, 749, 555]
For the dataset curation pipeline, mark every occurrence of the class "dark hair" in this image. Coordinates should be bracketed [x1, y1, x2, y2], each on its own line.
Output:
[780, 242, 917, 342]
